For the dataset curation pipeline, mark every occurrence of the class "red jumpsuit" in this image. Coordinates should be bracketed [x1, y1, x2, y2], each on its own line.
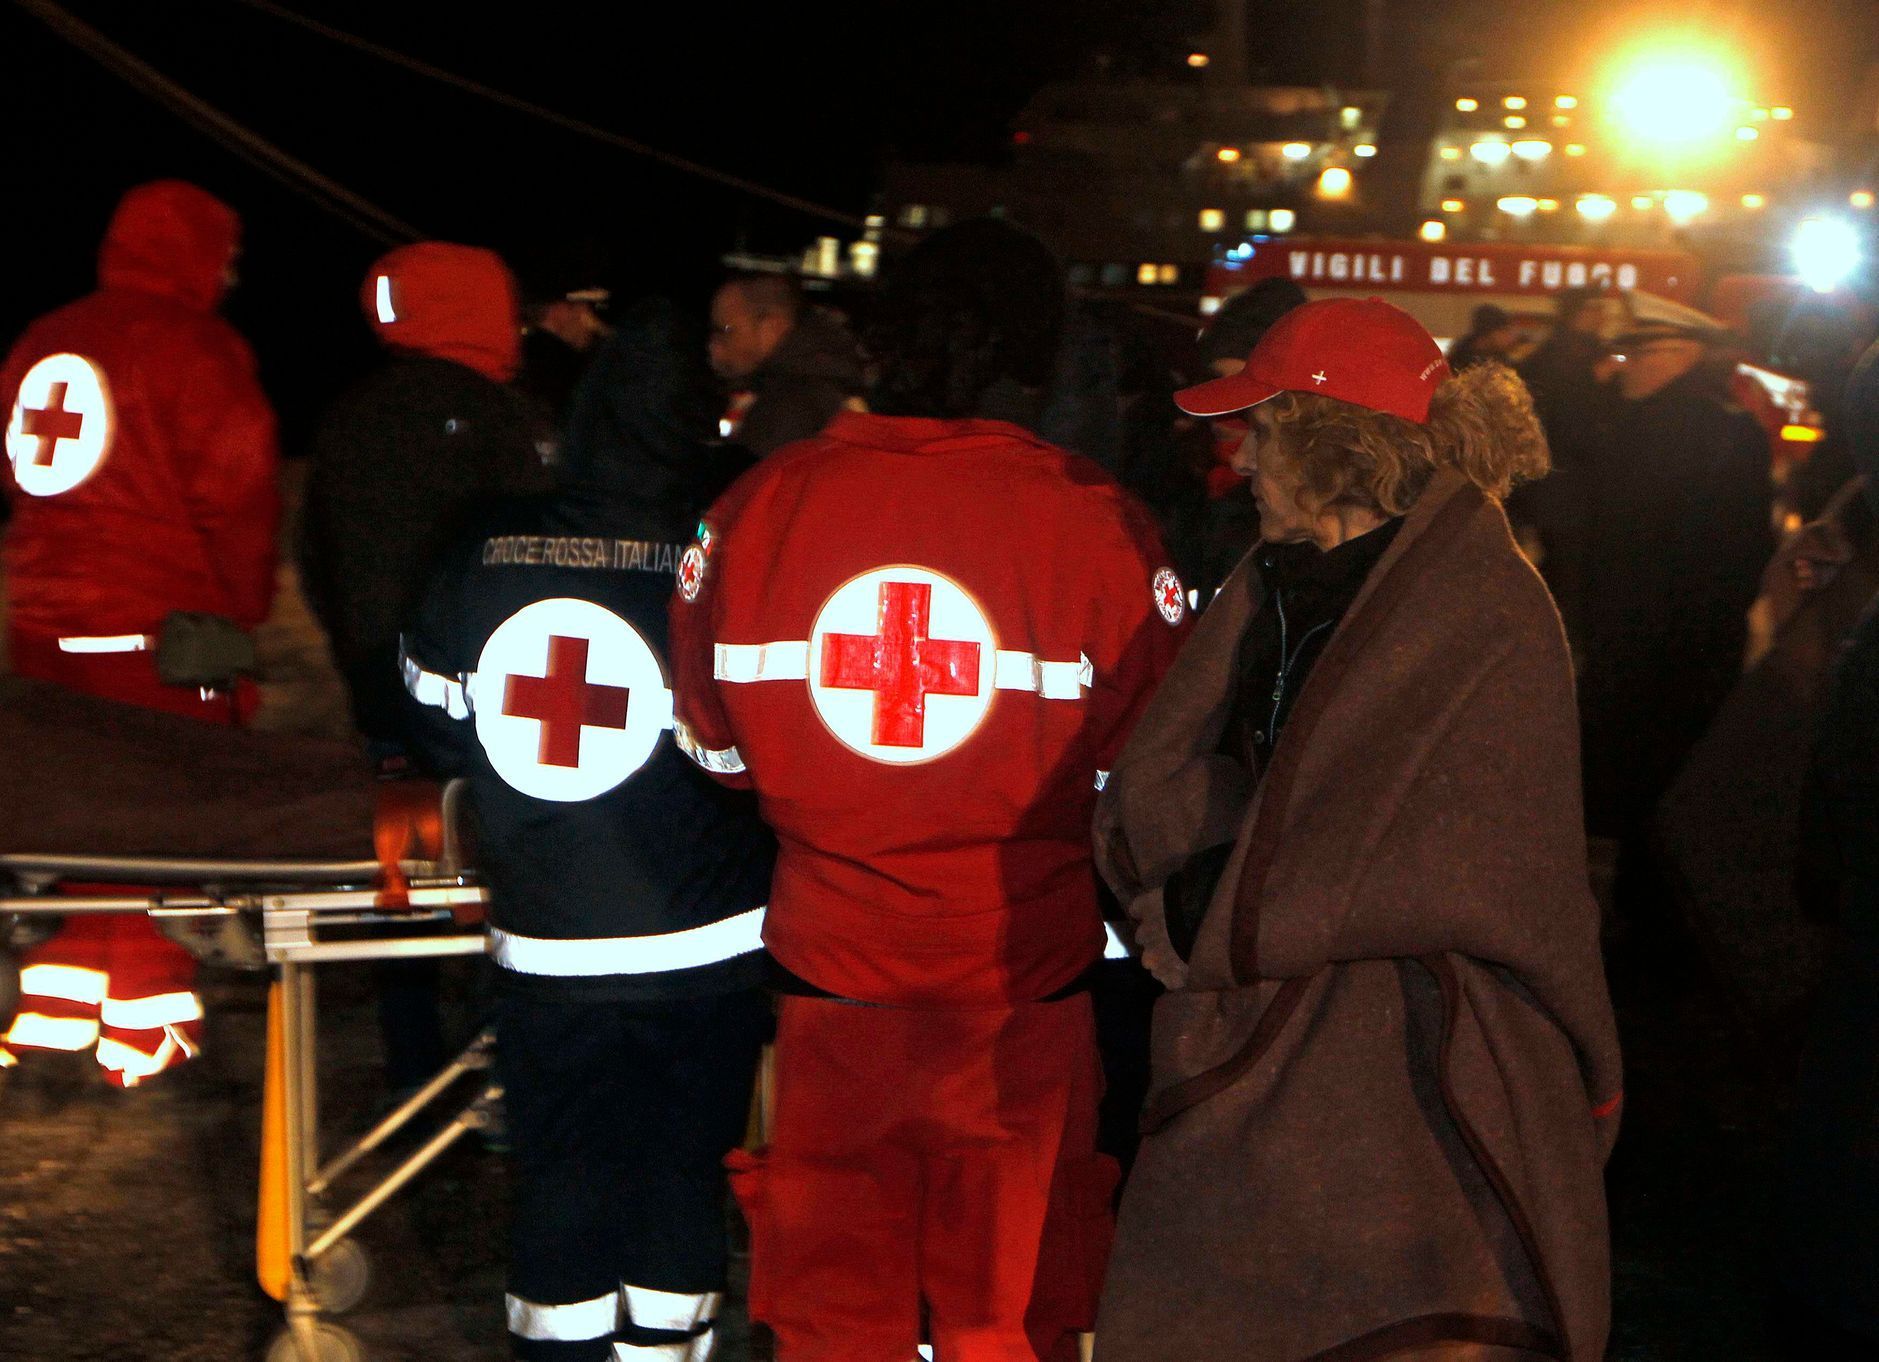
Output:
[670, 412, 1187, 1360]
[2, 180, 280, 1085]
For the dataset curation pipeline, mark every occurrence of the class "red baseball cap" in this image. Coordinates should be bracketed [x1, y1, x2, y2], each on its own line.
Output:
[1176, 297, 1451, 424]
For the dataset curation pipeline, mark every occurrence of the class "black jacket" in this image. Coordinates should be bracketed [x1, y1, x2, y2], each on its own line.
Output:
[735, 308, 863, 457]
[301, 355, 554, 750]
[401, 301, 773, 1000]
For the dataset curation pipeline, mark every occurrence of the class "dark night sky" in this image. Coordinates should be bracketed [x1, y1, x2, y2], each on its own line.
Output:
[3, 0, 1875, 440]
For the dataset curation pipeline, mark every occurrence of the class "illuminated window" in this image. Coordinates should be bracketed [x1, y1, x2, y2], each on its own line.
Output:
[1736, 126, 1758, 141]
[1555, 95, 1578, 109]
[1198, 208, 1226, 232]
[1751, 108, 1770, 121]
[1317, 167, 1353, 199]
[1552, 114, 1572, 127]
[1268, 208, 1297, 232]
[1576, 195, 1617, 221]
[1632, 195, 1655, 210]
[1663, 190, 1709, 222]
[1340, 106, 1363, 129]
[1419, 220, 1447, 243]
[1158, 264, 1180, 285]
[1456, 97, 1479, 112]
[1354, 144, 1378, 158]
[1511, 139, 1551, 160]
[1538, 198, 1560, 212]
[1216, 146, 1242, 163]
[1136, 263, 1159, 286]
[1497, 196, 1539, 216]
[1853, 190, 1876, 210]
[1771, 106, 1793, 120]
[1504, 115, 1527, 129]
[1281, 142, 1313, 161]
[1187, 52, 1210, 68]
[900, 204, 929, 229]
[1441, 198, 1465, 213]
[1503, 95, 1528, 110]
[1741, 194, 1766, 209]
[1439, 146, 1462, 161]
[1470, 141, 1512, 165]
[1244, 208, 1269, 231]
[1565, 143, 1588, 157]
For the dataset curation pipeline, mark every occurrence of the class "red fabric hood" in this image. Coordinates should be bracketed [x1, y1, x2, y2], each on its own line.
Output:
[96, 181, 240, 312]
[362, 243, 520, 383]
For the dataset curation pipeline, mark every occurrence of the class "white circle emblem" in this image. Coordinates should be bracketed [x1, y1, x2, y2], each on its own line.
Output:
[471, 597, 672, 802]
[6, 353, 114, 498]
[677, 543, 707, 602]
[1152, 567, 1187, 625]
[807, 565, 996, 765]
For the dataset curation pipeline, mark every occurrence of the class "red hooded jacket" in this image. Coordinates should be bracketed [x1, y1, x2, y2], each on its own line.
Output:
[360, 242, 520, 382]
[2, 181, 281, 657]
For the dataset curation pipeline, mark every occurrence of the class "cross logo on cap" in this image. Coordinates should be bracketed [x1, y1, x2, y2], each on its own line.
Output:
[1311, 371, 1328, 385]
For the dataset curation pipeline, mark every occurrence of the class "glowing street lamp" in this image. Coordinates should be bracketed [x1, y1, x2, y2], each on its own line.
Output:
[1317, 167, 1354, 199]
[1792, 217, 1861, 293]
[1609, 49, 1740, 145]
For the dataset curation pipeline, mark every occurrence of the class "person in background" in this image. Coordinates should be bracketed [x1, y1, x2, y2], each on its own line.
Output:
[1, 179, 280, 1085]
[671, 219, 1188, 1361]
[1093, 298, 1620, 1360]
[706, 272, 863, 456]
[1444, 302, 1523, 372]
[401, 298, 773, 1362]
[518, 284, 613, 426]
[300, 241, 555, 1097]
[1576, 320, 1772, 923]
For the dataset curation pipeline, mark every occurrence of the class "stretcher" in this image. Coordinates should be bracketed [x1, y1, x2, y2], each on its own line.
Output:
[0, 679, 493, 1362]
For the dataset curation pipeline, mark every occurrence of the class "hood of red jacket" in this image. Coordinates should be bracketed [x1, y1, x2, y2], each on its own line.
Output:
[362, 243, 520, 383]
[96, 180, 241, 312]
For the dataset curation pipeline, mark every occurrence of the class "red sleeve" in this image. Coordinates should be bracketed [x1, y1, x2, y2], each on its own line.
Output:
[1086, 487, 1192, 773]
[668, 489, 755, 788]
[172, 328, 281, 628]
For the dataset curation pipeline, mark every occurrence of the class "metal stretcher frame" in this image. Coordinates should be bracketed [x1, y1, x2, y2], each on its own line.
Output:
[0, 819, 495, 1362]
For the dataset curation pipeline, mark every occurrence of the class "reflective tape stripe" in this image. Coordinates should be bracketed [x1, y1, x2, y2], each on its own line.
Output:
[5, 1013, 100, 1051]
[1102, 922, 1132, 961]
[489, 910, 765, 977]
[1093, 769, 1110, 792]
[0, 1047, 17, 1069]
[714, 640, 808, 683]
[95, 1026, 197, 1085]
[506, 1291, 618, 1342]
[57, 634, 151, 654]
[613, 1343, 689, 1361]
[101, 990, 204, 1030]
[399, 642, 472, 720]
[672, 719, 745, 775]
[686, 1328, 717, 1362]
[714, 641, 1092, 699]
[18, 963, 109, 1005]
[375, 274, 397, 325]
[622, 1284, 721, 1333]
[992, 650, 1092, 700]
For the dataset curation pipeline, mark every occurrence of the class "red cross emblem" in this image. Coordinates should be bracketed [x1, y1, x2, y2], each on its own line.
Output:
[501, 635, 632, 768]
[20, 382, 84, 467]
[820, 581, 983, 748]
[7, 353, 113, 498]
[1153, 567, 1187, 625]
[677, 543, 707, 602]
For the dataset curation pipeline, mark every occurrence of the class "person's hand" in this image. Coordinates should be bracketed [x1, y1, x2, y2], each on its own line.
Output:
[1789, 523, 1853, 593]
[1127, 894, 1190, 990]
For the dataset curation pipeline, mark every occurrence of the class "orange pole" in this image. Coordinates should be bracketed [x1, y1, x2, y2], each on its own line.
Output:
[255, 978, 291, 1301]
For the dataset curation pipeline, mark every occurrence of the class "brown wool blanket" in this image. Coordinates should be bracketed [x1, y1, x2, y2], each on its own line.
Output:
[1093, 472, 1623, 1362]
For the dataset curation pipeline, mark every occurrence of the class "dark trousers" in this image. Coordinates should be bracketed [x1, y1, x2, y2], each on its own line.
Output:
[497, 985, 769, 1361]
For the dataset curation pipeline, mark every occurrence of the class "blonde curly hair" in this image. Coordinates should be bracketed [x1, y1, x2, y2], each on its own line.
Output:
[1262, 361, 1550, 517]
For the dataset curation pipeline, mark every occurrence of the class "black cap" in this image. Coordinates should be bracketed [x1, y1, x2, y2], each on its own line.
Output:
[1200, 277, 1309, 365]
[1470, 303, 1513, 334]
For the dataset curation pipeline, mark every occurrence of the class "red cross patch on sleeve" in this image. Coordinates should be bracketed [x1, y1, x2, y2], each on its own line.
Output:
[1152, 567, 1186, 625]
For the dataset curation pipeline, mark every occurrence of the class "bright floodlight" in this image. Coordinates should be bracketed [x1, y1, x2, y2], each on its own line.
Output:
[1793, 217, 1862, 294]
[1663, 190, 1709, 223]
[1610, 51, 1737, 145]
[1577, 195, 1618, 221]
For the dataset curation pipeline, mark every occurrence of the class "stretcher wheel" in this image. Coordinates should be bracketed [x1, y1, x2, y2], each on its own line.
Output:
[265, 1321, 364, 1362]
[309, 1238, 371, 1314]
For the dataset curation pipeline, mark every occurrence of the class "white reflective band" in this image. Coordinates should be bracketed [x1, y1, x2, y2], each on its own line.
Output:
[0, 1047, 17, 1069]
[1093, 769, 1111, 792]
[5, 1013, 100, 1052]
[1103, 922, 1132, 960]
[714, 640, 808, 683]
[622, 1284, 721, 1333]
[101, 990, 204, 1030]
[672, 719, 745, 775]
[687, 1327, 717, 1362]
[992, 650, 1092, 700]
[399, 643, 472, 720]
[506, 1291, 618, 1342]
[613, 1343, 689, 1361]
[375, 274, 397, 325]
[96, 1026, 196, 1085]
[713, 641, 1092, 700]
[489, 910, 765, 977]
[19, 962, 109, 1005]
[918, 1347, 935, 1361]
[57, 634, 150, 654]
